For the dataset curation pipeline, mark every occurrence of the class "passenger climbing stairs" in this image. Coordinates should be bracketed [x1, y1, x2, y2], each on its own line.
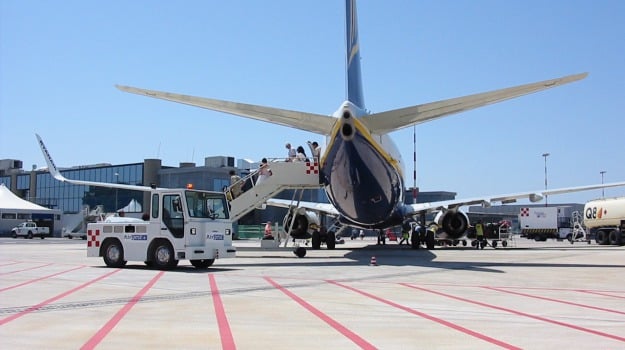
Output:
[226, 161, 323, 221]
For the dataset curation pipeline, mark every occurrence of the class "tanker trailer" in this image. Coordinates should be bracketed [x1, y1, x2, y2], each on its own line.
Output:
[584, 197, 625, 246]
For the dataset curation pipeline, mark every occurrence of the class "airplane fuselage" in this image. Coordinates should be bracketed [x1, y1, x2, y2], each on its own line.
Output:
[320, 101, 407, 228]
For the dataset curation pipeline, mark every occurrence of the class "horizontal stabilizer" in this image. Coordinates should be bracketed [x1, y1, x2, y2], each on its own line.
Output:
[361, 73, 588, 134]
[116, 85, 337, 135]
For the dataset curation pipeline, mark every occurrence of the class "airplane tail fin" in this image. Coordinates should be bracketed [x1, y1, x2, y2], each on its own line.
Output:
[346, 0, 365, 109]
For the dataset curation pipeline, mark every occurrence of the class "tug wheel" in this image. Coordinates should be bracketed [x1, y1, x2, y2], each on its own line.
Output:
[102, 239, 127, 268]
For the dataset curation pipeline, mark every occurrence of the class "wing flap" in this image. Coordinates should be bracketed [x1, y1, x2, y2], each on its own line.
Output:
[360, 73, 588, 134]
[116, 85, 337, 135]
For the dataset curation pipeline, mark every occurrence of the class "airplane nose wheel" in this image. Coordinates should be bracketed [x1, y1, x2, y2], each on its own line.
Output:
[293, 246, 307, 258]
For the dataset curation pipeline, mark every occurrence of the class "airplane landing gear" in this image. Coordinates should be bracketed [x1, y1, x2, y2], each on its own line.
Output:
[293, 246, 307, 258]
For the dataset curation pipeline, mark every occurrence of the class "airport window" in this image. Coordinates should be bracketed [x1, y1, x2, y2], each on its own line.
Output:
[214, 179, 229, 193]
[17, 213, 31, 220]
[17, 175, 30, 190]
[34, 163, 144, 214]
[152, 194, 159, 219]
[0, 177, 10, 187]
[1, 213, 17, 219]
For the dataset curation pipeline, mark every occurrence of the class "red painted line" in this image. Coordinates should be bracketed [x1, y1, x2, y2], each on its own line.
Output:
[330, 281, 520, 350]
[402, 283, 625, 343]
[265, 277, 376, 350]
[0, 263, 53, 275]
[483, 286, 625, 316]
[0, 269, 121, 326]
[209, 274, 236, 350]
[81, 271, 164, 350]
[578, 290, 625, 299]
[403, 282, 625, 295]
[0, 265, 86, 293]
[0, 262, 21, 267]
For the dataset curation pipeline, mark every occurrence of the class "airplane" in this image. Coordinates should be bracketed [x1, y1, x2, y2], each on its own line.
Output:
[115, 0, 625, 249]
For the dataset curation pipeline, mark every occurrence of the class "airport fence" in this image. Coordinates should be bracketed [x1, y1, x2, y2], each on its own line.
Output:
[236, 224, 284, 239]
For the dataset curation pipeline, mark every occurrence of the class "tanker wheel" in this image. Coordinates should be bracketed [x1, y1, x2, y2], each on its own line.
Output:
[608, 230, 622, 246]
[293, 247, 306, 258]
[491, 240, 498, 248]
[502, 240, 508, 247]
[596, 230, 609, 245]
[190, 259, 215, 269]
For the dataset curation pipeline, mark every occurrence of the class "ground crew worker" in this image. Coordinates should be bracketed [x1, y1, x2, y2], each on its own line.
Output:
[475, 220, 484, 249]
[399, 228, 410, 245]
[377, 229, 386, 245]
[263, 221, 274, 240]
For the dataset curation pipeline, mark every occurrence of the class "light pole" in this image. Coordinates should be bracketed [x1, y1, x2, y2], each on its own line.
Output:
[114, 172, 119, 212]
[600, 170, 606, 198]
[542, 153, 550, 207]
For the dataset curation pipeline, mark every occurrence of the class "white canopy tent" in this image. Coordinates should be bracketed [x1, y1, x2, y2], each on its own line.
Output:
[117, 198, 142, 213]
[0, 183, 51, 211]
[0, 183, 61, 235]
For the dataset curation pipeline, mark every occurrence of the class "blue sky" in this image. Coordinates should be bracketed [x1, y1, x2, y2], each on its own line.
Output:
[1, 0, 624, 205]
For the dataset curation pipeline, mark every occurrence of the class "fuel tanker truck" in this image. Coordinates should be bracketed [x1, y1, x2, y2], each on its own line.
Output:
[584, 197, 625, 246]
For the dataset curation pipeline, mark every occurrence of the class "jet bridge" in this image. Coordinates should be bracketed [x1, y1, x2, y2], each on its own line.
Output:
[227, 161, 323, 221]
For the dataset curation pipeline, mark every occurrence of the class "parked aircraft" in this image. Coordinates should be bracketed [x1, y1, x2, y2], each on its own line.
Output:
[115, 0, 625, 249]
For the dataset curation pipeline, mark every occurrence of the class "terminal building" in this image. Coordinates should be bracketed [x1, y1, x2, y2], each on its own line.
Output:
[0, 156, 456, 236]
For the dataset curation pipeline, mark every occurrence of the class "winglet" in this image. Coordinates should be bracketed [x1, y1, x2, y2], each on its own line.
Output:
[36, 133, 67, 183]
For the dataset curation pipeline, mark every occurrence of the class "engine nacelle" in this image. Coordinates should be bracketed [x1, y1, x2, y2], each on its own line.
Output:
[434, 209, 469, 239]
[282, 207, 321, 239]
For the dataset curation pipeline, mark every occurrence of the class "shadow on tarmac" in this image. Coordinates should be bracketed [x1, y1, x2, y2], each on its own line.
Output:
[81, 242, 625, 274]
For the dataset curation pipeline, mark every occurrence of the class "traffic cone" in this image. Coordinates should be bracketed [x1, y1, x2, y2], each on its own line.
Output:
[370, 256, 378, 266]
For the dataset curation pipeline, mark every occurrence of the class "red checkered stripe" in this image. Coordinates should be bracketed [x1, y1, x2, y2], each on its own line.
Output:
[87, 229, 100, 247]
[305, 162, 319, 174]
[520, 208, 529, 217]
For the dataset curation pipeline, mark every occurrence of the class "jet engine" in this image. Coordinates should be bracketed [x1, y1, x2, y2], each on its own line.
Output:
[282, 207, 321, 239]
[433, 209, 469, 239]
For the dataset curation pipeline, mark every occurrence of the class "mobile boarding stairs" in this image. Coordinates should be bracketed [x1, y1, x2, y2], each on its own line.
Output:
[226, 160, 323, 222]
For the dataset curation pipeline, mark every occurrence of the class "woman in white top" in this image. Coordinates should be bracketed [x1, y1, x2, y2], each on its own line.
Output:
[295, 146, 309, 162]
[256, 158, 272, 184]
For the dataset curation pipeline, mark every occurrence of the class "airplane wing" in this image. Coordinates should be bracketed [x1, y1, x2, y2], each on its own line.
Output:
[359, 73, 588, 134]
[36, 134, 159, 192]
[116, 85, 337, 135]
[408, 180, 625, 213]
[266, 198, 340, 216]
[267, 180, 625, 221]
